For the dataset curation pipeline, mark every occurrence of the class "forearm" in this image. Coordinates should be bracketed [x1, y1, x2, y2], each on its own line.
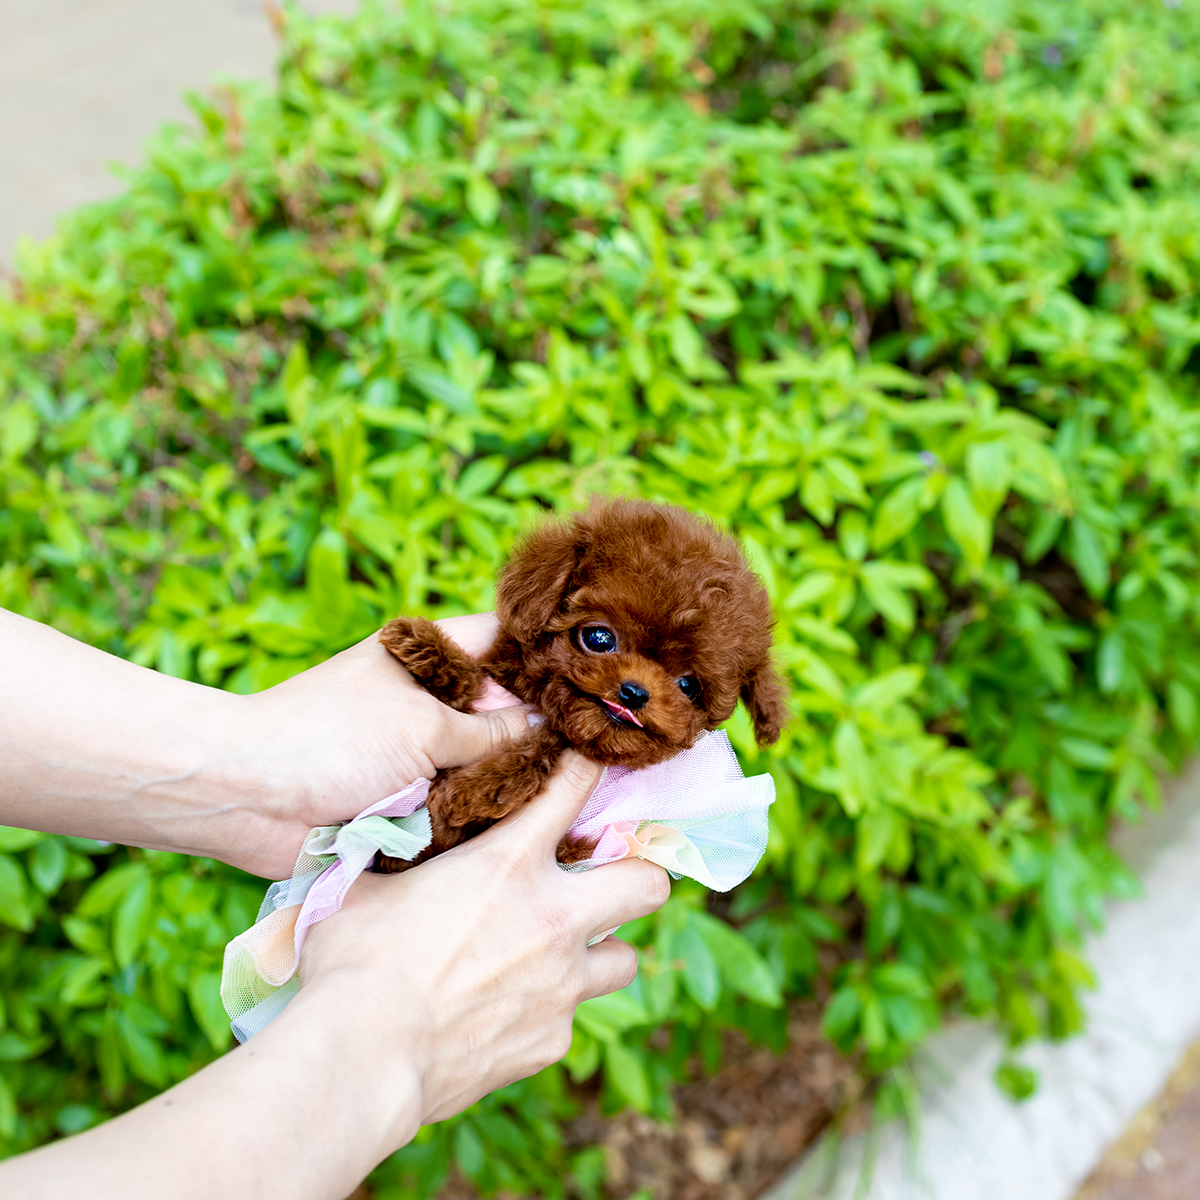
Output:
[0, 608, 539, 878]
[0, 982, 420, 1200]
[0, 608, 270, 856]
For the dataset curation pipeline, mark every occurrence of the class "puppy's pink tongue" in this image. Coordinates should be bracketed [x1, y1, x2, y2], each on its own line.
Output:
[602, 699, 644, 728]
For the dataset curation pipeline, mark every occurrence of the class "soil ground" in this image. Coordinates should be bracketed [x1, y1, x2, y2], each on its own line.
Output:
[566, 1004, 859, 1200]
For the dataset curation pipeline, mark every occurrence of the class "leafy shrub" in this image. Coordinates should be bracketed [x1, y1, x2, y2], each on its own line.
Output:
[2, 0, 1200, 1191]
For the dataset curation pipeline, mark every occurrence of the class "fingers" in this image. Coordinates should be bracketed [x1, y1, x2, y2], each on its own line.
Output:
[570, 857, 671, 941]
[433, 702, 541, 769]
[580, 936, 640, 1001]
[434, 612, 500, 659]
[493, 751, 603, 854]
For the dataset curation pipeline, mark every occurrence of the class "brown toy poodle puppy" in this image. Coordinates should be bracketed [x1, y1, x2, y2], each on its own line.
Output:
[376, 498, 787, 869]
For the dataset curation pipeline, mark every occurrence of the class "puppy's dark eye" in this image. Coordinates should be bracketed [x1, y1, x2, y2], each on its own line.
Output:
[580, 626, 617, 654]
[677, 676, 702, 705]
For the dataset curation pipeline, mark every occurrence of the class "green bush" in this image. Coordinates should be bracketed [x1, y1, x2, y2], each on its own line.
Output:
[3, 0, 1200, 1190]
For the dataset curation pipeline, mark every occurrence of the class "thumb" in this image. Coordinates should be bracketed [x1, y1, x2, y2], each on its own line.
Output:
[433, 703, 542, 769]
[494, 751, 604, 854]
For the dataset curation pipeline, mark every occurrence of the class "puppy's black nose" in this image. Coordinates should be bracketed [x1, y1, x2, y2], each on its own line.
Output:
[618, 681, 649, 711]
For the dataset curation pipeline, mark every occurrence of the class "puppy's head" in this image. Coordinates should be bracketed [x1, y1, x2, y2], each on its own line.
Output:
[493, 498, 788, 768]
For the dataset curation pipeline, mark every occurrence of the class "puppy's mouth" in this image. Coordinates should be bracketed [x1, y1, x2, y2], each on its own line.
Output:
[594, 697, 645, 729]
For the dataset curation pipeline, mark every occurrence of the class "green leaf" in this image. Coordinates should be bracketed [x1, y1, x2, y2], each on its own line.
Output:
[30, 837, 68, 895]
[466, 174, 500, 227]
[1169, 681, 1198, 736]
[563, 1029, 602, 1083]
[455, 1120, 486, 1178]
[853, 666, 923, 713]
[0, 1032, 52, 1062]
[675, 919, 720, 1011]
[941, 477, 991, 569]
[602, 1037, 652, 1111]
[61, 916, 107, 958]
[0, 857, 34, 931]
[833, 720, 872, 817]
[995, 1061, 1038, 1101]
[838, 510, 868, 563]
[369, 177, 404, 234]
[97, 1011, 125, 1100]
[306, 528, 351, 634]
[1024, 511, 1063, 564]
[666, 313, 705, 377]
[60, 958, 108, 1005]
[784, 572, 838, 610]
[1069, 517, 1109, 598]
[748, 470, 797, 511]
[821, 986, 862, 1051]
[966, 439, 1013, 516]
[116, 1010, 166, 1088]
[113, 872, 153, 969]
[0, 827, 44, 853]
[456, 455, 506, 497]
[802, 469, 835, 525]
[54, 1105, 100, 1136]
[0, 1073, 16, 1139]
[574, 989, 650, 1038]
[872, 477, 926, 550]
[1058, 739, 1114, 770]
[1096, 632, 1124, 694]
[860, 566, 915, 632]
[694, 914, 782, 1008]
[0, 402, 38, 462]
[856, 808, 897, 873]
[188, 970, 232, 1052]
[78, 861, 151, 918]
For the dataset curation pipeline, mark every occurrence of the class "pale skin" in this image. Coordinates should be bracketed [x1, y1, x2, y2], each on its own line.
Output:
[0, 607, 670, 1200]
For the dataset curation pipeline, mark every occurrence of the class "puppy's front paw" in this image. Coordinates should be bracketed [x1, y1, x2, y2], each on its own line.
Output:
[378, 616, 485, 711]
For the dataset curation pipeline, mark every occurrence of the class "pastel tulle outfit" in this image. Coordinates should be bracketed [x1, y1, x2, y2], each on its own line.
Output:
[221, 729, 774, 1042]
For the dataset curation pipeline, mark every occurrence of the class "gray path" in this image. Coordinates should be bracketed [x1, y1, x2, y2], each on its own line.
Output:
[0, 0, 356, 263]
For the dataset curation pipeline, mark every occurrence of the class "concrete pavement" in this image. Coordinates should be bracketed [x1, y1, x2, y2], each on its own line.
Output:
[0, 0, 355, 262]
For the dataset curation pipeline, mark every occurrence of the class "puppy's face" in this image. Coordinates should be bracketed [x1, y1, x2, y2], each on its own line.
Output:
[493, 500, 788, 769]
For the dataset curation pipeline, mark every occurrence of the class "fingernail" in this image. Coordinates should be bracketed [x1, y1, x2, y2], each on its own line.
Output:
[526, 711, 546, 727]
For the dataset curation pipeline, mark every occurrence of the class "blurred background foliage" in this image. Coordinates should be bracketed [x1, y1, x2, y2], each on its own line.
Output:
[2, 0, 1200, 1192]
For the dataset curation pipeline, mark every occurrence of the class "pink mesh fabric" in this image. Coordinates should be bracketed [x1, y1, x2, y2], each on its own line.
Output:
[562, 731, 774, 891]
[221, 731, 773, 1041]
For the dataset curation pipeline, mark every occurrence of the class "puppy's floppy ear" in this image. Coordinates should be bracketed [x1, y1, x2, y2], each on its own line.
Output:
[495, 515, 587, 643]
[741, 659, 789, 747]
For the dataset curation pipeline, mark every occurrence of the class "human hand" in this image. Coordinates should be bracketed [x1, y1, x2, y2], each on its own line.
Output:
[234, 612, 533, 878]
[0, 607, 535, 883]
[0, 752, 669, 1200]
[293, 751, 670, 1147]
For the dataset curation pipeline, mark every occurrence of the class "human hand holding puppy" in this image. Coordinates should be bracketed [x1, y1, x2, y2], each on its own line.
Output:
[0, 751, 666, 1200]
[0, 604, 667, 1200]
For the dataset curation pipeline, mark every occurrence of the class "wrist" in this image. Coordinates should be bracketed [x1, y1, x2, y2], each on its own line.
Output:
[116, 687, 294, 867]
[280, 971, 426, 1156]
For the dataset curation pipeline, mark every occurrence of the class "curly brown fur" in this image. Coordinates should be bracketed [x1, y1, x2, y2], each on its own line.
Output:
[378, 616, 486, 712]
[377, 498, 788, 868]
